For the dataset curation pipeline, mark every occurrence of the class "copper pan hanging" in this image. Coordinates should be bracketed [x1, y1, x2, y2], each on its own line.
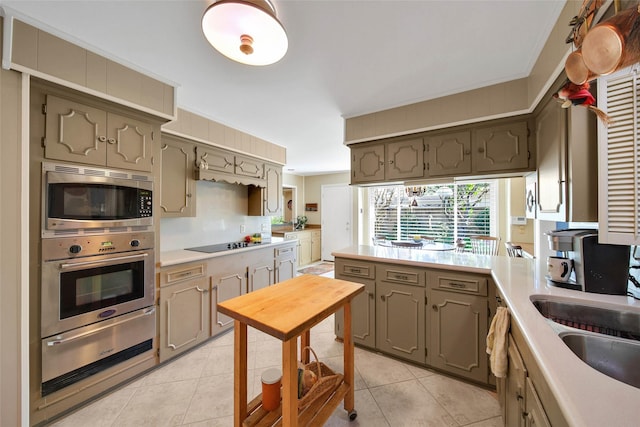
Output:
[581, 5, 640, 76]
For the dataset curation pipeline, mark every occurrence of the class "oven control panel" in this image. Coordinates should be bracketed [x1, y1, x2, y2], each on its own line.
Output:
[42, 231, 155, 260]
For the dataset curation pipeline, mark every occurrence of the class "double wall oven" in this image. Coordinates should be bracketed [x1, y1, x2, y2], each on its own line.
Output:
[40, 162, 156, 396]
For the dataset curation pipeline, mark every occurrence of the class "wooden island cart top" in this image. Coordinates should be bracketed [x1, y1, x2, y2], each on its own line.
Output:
[217, 274, 364, 427]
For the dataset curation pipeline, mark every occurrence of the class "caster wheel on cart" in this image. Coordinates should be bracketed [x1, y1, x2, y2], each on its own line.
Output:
[348, 410, 357, 421]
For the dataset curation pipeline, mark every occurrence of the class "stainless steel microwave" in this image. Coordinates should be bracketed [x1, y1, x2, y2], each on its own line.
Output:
[42, 162, 153, 236]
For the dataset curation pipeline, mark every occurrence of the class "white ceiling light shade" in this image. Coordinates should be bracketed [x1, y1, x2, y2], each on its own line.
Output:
[201, 0, 288, 66]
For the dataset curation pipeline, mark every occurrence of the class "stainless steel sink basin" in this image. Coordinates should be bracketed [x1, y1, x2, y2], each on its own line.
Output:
[530, 297, 640, 340]
[560, 332, 640, 389]
[530, 296, 640, 389]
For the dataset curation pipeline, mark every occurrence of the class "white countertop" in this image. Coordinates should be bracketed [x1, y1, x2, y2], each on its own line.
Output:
[332, 245, 640, 427]
[159, 237, 288, 267]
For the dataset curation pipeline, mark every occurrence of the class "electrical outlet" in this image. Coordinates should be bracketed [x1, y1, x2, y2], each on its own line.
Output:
[240, 225, 246, 233]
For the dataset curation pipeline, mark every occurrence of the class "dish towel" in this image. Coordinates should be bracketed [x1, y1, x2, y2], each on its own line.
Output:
[486, 306, 510, 378]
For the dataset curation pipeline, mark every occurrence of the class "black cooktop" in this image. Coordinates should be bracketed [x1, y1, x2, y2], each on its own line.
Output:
[186, 241, 260, 254]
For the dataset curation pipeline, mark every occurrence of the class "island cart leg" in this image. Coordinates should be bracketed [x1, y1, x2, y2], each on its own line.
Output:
[343, 301, 357, 420]
[301, 329, 311, 364]
[233, 320, 248, 427]
[282, 337, 298, 426]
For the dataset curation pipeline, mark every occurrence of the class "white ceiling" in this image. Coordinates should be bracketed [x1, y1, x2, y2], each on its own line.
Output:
[1, 0, 566, 175]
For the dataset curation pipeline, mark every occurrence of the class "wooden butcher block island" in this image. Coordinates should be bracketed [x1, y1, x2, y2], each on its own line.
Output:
[217, 274, 364, 427]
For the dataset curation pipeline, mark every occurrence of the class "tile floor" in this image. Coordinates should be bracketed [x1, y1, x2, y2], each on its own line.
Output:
[49, 270, 503, 427]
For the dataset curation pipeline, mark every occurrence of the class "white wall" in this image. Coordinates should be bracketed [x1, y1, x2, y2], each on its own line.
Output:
[160, 180, 270, 251]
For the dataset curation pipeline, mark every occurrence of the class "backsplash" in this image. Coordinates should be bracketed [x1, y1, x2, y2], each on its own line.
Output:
[160, 180, 270, 251]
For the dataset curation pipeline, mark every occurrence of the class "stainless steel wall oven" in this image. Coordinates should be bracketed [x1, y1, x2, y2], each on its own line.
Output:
[40, 231, 156, 396]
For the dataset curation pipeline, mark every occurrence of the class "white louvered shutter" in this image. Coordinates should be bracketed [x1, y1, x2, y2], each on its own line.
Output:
[597, 65, 640, 245]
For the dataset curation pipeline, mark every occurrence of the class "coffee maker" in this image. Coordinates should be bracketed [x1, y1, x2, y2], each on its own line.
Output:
[545, 229, 630, 295]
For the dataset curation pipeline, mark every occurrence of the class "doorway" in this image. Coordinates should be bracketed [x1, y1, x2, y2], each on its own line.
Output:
[282, 186, 295, 223]
[321, 184, 353, 261]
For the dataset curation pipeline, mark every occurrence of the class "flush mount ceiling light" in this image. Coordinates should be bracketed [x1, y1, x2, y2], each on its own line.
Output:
[201, 0, 288, 66]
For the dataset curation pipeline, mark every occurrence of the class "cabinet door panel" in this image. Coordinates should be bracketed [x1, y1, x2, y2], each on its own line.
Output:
[249, 262, 274, 292]
[351, 144, 385, 183]
[473, 121, 529, 172]
[525, 377, 552, 427]
[106, 112, 154, 172]
[235, 155, 263, 178]
[430, 290, 488, 383]
[196, 146, 235, 174]
[275, 256, 296, 283]
[211, 272, 246, 335]
[159, 277, 209, 362]
[376, 281, 425, 363]
[536, 99, 567, 220]
[160, 136, 195, 217]
[45, 95, 107, 166]
[335, 278, 375, 349]
[426, 131, 471, 176]
[505, 334, 527, 427]
[385, 138, 424, 180]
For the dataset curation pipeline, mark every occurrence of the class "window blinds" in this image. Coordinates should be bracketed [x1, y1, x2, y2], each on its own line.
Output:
[370, 182, 496, 245]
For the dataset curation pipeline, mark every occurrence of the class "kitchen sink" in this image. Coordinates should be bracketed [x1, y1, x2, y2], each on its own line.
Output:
[530, 296, 640, 389]
[530, 297, 640, 341]
[560, 332, 640, 389]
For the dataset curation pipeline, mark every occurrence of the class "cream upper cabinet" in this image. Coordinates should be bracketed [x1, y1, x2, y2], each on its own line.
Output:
[472, 121, 530, 173]
[44, 95, 155, 172]
[248, 162, 283, 216]
[160, 135, 196, 218]
[351, 138, 424, 184]
[351, 144, 385, 183]
[535, 97, 566, 219]
[425, 130, 471, 176]
[535, 91, 597, 222]
[195, 145, 265, 187]
[385, 138, 425, 180]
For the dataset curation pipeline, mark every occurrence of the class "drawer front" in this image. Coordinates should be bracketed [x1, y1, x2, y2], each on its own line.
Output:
[161, 263, 207, 287]
[378, 265, 425, 287]
[335, 258, 375, 280]
[431, 271, 487, 296]
[275, 245, 296, 258]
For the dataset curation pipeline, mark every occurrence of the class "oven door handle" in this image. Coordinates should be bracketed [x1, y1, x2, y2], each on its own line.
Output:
[59, 253, 149, 270]
[45, 306, 156, 347]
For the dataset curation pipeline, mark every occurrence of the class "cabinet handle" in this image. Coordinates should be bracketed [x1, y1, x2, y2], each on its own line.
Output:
[432, 304, 438, 311]
[379, 161, 384, 166]
[369, 293, 374, 299]
[448, 282, 467, 289]
[388, 160, 394, 164]
[478, 147, 485, 153]
[107, 138, 116, 144]
[465, 149, 471, 155]
[98, 136, 107, 142]
[380, 295, 386, 302]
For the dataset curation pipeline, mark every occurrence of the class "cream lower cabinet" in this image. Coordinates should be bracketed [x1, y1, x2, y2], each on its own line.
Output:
[159, 263, 210, 363]
[311, 230, 321, 262]
[503, 334, 527, 427]
[284, 231, 313, 267]
[429, 270, 489, 383]
[376, 264, 426, 364]
[334, 258, 376, 349]
[499, 307, 565, 427]
[210, 266, 247, 336]
[248, 258, 274, 292]
[275, 244, 297, 283]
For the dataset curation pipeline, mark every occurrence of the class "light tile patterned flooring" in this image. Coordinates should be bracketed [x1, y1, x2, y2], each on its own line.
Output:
[50, 271, 503, 427]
